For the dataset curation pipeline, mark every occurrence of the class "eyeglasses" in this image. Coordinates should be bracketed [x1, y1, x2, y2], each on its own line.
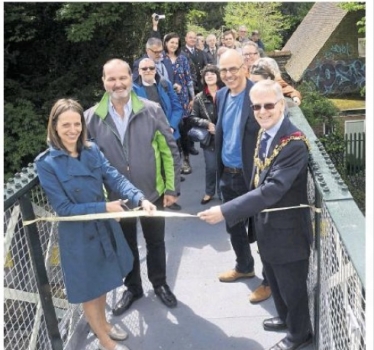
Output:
[140, 66, 156, 71]
[243, 52, 259, 57]
[148, 48, 163, 55]
[251, 99, 281, 111]
[219, 64, 243, 76]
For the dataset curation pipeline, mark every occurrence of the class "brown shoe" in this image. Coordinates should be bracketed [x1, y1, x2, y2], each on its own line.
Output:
[218, 269, 255, 282]
[249, 285, 272, 303]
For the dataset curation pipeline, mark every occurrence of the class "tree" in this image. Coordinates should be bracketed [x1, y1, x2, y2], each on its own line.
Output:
[223, 2, 290, 51]
[4, 2, 190, 179]
[279, 2, 314, 46]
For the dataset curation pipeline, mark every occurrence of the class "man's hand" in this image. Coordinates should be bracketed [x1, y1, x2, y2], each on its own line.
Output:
[141, 199, 157, 216]
[152, 13, 159, 28]
[197, 205, 224, 224]
[163, 194, 177, 208]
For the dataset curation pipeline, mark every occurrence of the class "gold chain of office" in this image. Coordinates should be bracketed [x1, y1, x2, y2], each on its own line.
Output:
[253, 130, 311, 188]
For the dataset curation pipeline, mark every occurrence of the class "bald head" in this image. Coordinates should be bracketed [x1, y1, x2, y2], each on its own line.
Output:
[218, 49, 246, 94]
[102, 59, 132, 78]
[219, 49, 244, 67]
[102, 59, 133, 102]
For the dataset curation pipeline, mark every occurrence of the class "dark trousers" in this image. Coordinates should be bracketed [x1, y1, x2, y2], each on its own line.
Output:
[263, 258, 311, 342]
[119, 196, 166, 294]
[220, 172, 254, 273]
[203, 147, 221, 197]
[179, 118, 191, 157]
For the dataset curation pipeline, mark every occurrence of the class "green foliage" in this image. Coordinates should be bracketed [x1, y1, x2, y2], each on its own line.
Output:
[339, 2, 365, 34]
[279, 3, 314, 45]
[298, 81, 339, 128]
[4, 99, 47, 180]
[319, 132, 365, 214]
[223, 2, 289, 51]
[4, 2, 189, 178]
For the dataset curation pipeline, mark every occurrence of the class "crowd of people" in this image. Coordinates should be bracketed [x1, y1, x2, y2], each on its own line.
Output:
[35, 15, 310, 350]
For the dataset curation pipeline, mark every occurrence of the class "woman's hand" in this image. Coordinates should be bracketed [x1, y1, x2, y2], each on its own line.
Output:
[292, 96, 301, 106]
[173, 83, 182, 93]
[208, 122, 216, 134]
[106, 200, 127, 221]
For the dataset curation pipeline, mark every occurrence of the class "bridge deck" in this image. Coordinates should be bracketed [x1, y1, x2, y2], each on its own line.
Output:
[74, 151, 315, 350]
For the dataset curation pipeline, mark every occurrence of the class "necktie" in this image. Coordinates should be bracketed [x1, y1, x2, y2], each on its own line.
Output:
[191, 48, 195, 55]
[259, 132, 271, 161]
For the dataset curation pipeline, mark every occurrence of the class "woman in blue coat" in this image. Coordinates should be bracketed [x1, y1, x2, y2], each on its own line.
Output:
[35, 99, 156, 350]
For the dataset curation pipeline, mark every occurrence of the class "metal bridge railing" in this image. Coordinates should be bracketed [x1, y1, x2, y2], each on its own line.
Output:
[3, 103, 365, 350]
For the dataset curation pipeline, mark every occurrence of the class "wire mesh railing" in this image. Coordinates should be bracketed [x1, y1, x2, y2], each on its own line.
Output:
[4, 165, 83, 350]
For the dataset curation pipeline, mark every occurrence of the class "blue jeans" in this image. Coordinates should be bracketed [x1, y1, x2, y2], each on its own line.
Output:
[203, 147, 221, 198]
[220, 172, 254, 273]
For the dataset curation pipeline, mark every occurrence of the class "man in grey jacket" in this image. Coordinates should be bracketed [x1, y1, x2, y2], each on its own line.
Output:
[85, 59, 181, 315]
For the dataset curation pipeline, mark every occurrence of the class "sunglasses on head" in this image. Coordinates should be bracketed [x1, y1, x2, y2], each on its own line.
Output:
[140, 66, 156, 71]
[251, 100, 281, 111]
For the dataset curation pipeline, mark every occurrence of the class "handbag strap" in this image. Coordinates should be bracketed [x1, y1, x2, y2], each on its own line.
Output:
[197, 95, 211, 122]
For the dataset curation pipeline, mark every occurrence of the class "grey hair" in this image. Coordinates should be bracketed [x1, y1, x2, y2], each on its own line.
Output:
[242, 41, 259, 51]
[258, 57, 281, 77]
[250, 79, 284, 101]
[146, 37, 163, 48]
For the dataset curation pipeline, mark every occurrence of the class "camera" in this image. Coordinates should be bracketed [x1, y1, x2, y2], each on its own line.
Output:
[154, 14, 165, 21]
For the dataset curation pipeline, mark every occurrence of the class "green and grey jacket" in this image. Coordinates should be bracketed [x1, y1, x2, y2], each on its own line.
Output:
[84, 91, 181, 203]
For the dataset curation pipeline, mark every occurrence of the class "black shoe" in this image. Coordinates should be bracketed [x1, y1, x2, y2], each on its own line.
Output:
[180, 176, 185, 182]
[167, 203, 182, 211]
[200, 195, 213, 205]
[189, 147, 199, 155]
[112, 290, 143, 316]
[263, 317, 287, 331]
[154, 284, 177, 308]
[269, 333, 313, 350]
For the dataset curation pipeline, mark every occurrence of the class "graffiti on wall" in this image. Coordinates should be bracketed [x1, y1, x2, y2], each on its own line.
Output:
[304, 59, 365, 95]
[324, 43, 353, 60]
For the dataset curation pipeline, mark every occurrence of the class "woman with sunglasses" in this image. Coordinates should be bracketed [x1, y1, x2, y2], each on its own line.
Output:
[189, 65, 224, 205]
[163, 32, 196, 175]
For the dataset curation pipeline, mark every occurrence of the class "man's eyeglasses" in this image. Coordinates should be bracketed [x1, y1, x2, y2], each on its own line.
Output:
[219, 64, 243, 76]
[251, 100, 281, 111]
[140, 66, 156, 71]
[148, 48, 163, 55]
[243, 52, 259, 57]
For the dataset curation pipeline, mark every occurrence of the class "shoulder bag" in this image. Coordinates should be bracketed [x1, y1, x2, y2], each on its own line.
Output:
[188, 96, 212, 148]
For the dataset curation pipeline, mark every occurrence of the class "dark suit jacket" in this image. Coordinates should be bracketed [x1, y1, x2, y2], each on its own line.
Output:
[204, 47, 218, 65]
[221, 117, 313, 264]
[215, 79, 259, 189]
[132, 54, 174, 84]
[181, 46, 207, 92]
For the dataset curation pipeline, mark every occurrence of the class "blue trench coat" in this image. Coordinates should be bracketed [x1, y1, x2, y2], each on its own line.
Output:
[35, 142, 144, 303]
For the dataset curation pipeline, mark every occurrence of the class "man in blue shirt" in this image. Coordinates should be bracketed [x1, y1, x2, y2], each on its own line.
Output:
[215, 49, 260, 284]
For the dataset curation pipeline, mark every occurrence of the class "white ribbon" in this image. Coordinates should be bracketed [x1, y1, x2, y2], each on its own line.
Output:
[23, 210, 197, 226]
[22, 205, 320, 226]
